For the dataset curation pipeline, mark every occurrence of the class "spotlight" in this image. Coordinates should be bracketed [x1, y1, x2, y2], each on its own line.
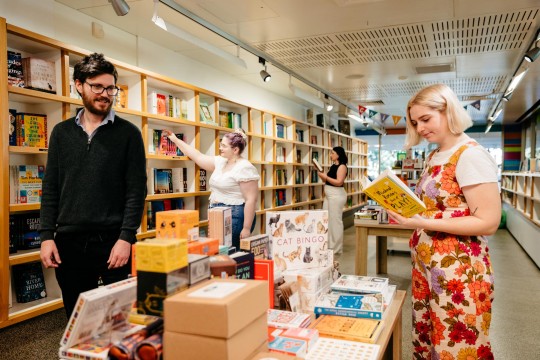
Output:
[324, 94, 333, 111]
[524, 41, 540, 62]
[259, 57, 271, 82]
[110, 0, 130, 16]
[502, 92, 513, 102]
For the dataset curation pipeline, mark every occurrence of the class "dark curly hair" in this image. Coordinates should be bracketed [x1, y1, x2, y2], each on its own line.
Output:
[73, 53, 118, 85]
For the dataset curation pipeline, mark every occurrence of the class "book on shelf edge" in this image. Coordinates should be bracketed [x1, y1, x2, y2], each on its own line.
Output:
[312, 158, 323, 172]
[360, 168, 426, 217]
[310, 314, 384, 343]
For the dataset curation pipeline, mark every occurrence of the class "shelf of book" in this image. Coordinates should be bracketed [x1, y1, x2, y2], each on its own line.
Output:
[9, 146, 48, 154]
[9, 203, 41, 212]
[0, 17, 368, 328]
[501, 172, 540, 268]
[4, 298, 64, 329]
[9, 249, 41, 265]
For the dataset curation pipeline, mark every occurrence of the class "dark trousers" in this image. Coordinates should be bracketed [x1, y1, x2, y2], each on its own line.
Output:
[54, 230, 131, 318]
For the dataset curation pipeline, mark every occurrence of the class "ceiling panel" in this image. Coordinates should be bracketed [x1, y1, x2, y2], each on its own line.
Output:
[55, 0, 540, 130]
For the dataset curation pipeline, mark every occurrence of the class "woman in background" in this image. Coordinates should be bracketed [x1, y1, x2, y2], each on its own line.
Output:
[388, 84, 500, 360]
[318, 146, 348, 255]
[163, 129, 259, 249]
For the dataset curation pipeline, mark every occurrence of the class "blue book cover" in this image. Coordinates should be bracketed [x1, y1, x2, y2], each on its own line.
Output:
[314, 292, 383, 320]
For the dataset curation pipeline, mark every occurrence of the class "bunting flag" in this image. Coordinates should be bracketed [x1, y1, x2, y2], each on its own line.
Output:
[469, 100, 481, 111]
[368, 109, 378, 119]
[392, 115, 402, 126]
[358, 105, 367, 115]
[379, 113, 389, 124]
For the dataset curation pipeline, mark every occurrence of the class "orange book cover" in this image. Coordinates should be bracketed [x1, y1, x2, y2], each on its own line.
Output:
[310, 314, 384, 343]
[254, 259, 274, 308]
[187, 237, 219, 256]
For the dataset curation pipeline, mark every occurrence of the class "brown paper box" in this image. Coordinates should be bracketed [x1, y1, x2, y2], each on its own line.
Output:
[164, 314, 266, 360]
[164, 278, 268, 338]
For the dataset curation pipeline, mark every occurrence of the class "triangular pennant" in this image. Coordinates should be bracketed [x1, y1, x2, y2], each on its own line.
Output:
[368, 109, 378, 118]
[392, 115, 402, 126]
[358, 105, 367, 115]
[469, 100, 481, 111]
[379, 113, 389, 124]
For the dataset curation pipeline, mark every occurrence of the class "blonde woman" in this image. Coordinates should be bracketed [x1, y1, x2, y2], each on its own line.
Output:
[163, 129, 259, 249]
[388, 84, 500, 360]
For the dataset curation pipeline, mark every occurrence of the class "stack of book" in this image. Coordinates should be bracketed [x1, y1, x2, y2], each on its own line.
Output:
[308, 275, 397, 344]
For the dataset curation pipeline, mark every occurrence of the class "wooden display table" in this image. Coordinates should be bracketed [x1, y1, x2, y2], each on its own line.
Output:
[376, 289, 406, 360]
[354, 220, 415, 275]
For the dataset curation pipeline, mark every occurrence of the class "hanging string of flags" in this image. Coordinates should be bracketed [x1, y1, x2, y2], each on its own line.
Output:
[357, 99, 482, 127]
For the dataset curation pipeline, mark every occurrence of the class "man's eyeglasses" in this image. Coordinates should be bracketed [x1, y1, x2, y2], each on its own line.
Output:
[85, 82, 120, 96]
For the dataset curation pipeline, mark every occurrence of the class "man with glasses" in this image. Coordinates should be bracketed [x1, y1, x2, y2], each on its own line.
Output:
[39, 53, 147, 318]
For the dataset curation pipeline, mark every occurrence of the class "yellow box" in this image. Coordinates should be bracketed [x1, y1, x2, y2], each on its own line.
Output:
[156, 210, 199, 240]
[134, 238, 187, 273]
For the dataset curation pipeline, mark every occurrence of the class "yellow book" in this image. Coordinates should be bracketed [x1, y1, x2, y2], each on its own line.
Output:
[360, 169, 425, 217]
[310, 314, 384, 343]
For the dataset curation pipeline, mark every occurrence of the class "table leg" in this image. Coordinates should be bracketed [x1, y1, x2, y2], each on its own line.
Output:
[355, 226, 368, 275]
[392, 308, 402, 360]
[376, 236, 388, 274]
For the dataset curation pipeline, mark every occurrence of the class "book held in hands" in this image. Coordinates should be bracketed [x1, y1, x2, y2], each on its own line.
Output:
[360, 169, 426, 217]
[312, 158, 323, 172]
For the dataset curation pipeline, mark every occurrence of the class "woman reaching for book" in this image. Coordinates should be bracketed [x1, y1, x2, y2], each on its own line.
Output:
[162, 128, 259, 250]
[387, 84, 500, 360]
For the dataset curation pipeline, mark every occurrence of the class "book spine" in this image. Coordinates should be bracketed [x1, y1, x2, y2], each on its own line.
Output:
[314, 306, 382, 320]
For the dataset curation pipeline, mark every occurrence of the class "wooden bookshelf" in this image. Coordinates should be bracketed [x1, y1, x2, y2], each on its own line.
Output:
[0, 17, 368, 328]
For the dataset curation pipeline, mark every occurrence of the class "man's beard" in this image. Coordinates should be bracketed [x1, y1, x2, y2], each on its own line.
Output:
[82, 91, 113, 117]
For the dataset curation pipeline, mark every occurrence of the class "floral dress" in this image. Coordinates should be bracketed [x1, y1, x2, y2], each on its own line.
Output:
[410, 142, 494, 360]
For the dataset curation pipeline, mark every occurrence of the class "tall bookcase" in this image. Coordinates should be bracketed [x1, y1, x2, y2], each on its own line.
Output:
[0, 18, 368, 328]
[500, 172, 540, 267]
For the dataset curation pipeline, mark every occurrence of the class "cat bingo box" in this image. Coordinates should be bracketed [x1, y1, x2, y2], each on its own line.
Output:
[266, 210, 328, 272]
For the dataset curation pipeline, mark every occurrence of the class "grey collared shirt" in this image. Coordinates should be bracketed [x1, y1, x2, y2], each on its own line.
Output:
[75, 109, 116, 140]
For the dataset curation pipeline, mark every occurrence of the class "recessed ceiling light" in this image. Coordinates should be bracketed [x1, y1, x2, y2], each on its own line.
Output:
[345, 74, 364, 80]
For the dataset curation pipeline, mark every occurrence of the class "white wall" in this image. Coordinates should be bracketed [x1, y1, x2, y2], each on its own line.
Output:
[0, 0, 305, 119]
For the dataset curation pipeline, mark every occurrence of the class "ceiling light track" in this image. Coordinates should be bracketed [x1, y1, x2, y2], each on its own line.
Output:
[158, 0, 356, 113]
[487, 27, 540, 128]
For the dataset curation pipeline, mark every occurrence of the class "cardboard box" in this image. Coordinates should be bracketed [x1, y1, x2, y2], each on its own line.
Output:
[164, 314, 266, 360]
[134, 238, 187, 273]
[283, 266, 333, 293]
[188, 237, 219, 256]
[137, 268, 189, 316]
[164, 279, 268, 338]
[156, 209, 199, 240]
